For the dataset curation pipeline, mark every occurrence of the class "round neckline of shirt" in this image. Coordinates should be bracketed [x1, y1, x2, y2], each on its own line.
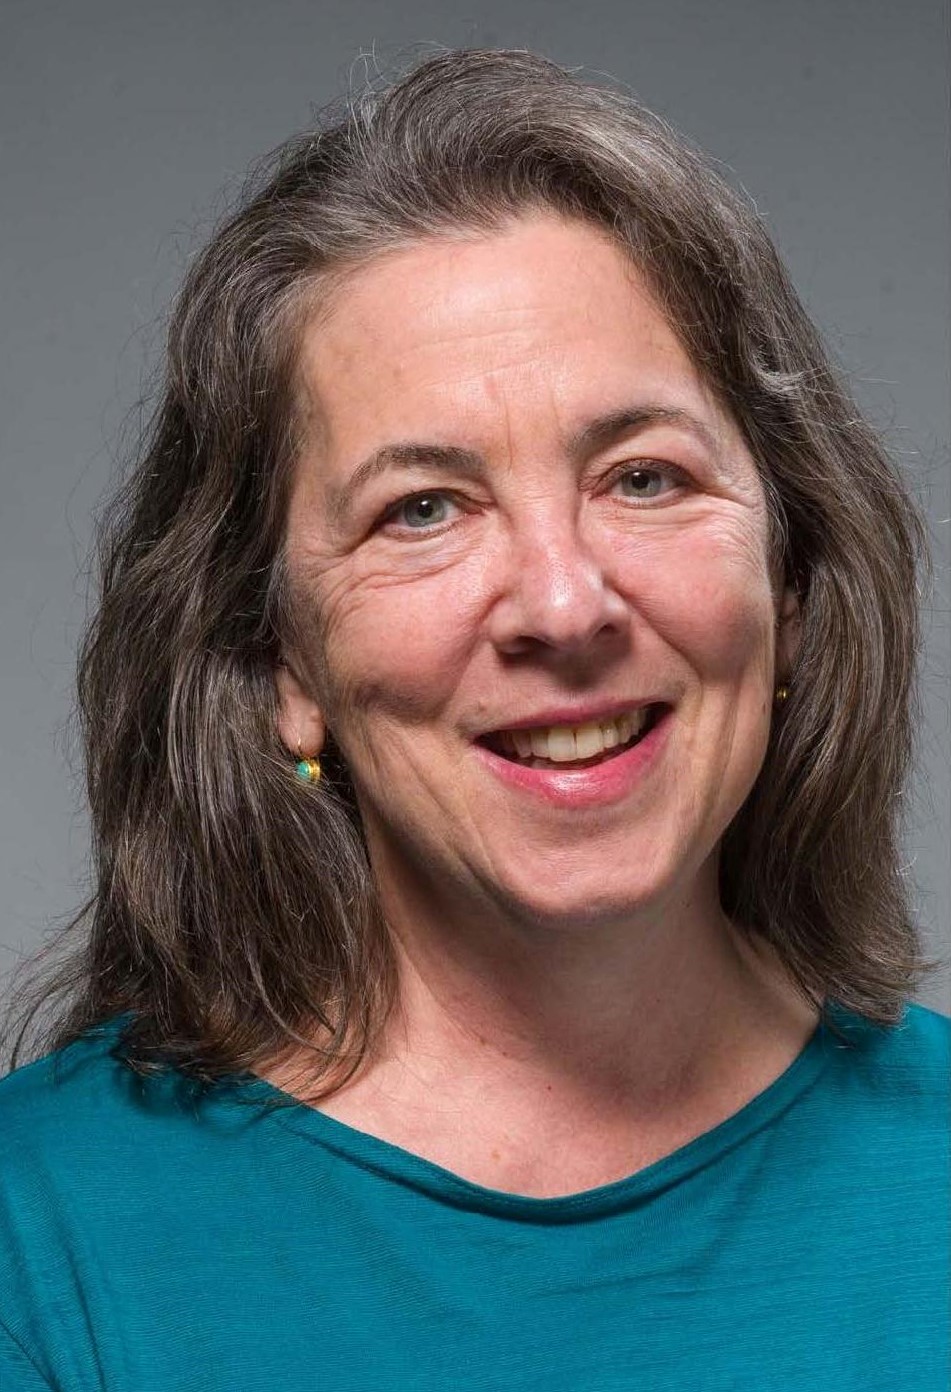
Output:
[233, 1003, 848, 1223]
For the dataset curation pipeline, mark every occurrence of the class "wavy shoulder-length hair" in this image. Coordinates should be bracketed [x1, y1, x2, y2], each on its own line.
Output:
[2, 48, 943, 1091]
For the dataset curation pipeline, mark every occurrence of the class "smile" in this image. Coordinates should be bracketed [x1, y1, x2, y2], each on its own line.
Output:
[479, 706, 664, 770]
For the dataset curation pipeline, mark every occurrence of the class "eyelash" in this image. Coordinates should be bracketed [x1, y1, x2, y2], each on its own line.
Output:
[377, 463, 687, 536]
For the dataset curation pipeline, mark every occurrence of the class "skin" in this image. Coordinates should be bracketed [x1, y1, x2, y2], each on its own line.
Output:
[270, 212, 817, 1198]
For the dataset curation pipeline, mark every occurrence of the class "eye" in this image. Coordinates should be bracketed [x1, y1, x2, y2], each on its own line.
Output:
[383, 491, 461, 531]
[611, 464, 683, 502]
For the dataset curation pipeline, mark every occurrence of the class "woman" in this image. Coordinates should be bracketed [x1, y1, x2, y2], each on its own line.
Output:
[0, 49, 946, 1391]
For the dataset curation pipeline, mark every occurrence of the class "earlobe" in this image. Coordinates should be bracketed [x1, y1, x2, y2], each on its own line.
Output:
[775, 585, 802, 682]
[275, 661, 326, 758]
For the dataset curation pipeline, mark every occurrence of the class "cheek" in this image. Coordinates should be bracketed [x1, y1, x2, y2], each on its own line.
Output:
[617, 520, 776, 682]
[311, 551, 489, 730]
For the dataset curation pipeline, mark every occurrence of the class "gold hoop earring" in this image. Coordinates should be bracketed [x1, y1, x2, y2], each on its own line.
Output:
[774, 684, 791, 707]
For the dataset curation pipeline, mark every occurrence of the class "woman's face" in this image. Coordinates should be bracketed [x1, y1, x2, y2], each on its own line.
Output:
[279, 213, 798, 928]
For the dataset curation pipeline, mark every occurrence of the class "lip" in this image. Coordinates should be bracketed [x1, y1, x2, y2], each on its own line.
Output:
[473, 705, 671, 810]
[476, 697, 662, 738]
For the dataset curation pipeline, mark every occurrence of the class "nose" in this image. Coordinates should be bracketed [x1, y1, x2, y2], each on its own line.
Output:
[486, 514, 629, 658]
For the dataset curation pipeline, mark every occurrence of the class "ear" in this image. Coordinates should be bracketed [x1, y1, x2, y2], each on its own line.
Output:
[775, 583, 802, 683]
[275, 660, 326, 758]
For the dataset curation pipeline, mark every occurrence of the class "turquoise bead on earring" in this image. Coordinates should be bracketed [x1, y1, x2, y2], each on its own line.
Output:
[295, 754, 322, 783]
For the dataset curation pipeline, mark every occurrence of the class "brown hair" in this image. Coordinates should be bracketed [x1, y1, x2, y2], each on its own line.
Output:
[2, 48, 943, 1092]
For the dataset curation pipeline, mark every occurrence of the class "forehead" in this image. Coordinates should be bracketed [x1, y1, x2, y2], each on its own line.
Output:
[293, 212, 750, 475]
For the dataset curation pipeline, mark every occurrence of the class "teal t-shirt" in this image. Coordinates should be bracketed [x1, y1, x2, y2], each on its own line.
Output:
[0, 1001, 948, 1390]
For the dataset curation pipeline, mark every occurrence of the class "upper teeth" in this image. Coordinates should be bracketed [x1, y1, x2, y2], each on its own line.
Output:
[500, 711, 648, 763]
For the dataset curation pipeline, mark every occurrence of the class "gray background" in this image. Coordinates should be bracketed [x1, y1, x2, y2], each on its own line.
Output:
[2, 0, 949, 1017]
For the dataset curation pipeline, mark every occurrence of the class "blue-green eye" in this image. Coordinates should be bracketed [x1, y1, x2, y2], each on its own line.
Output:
[398, 494, 448, 527]
[615, 467, 675, 500]
[390, 492, 456, 529]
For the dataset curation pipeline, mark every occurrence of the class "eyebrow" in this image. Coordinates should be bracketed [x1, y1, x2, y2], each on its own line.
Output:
[327, 443, 483, 527]
[568, 405, 721, 461]
[326, 404, 721, 526]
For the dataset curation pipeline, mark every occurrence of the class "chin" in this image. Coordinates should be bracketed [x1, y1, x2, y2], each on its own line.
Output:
[486, 871, 675, 933]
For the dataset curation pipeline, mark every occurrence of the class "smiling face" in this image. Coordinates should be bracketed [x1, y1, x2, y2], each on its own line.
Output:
[277, 213, 798, 933]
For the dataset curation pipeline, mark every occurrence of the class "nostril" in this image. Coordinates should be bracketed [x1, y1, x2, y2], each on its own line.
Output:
[491, 611, 627, 660]
[487, 538, 627, 655]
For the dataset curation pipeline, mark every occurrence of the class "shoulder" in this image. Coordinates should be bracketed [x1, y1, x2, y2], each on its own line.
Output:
[0, 1016, 147, 1352]
[0, 1012, 291, 1349]
[818, 1000, 950, 1140]
[0, 1013, 268, 1208]
[891, 1000, 950, 1065]
[0, 1014, 140, 1162]
[0, 1015, 298, 1376]
[826, 999, 950, 1076]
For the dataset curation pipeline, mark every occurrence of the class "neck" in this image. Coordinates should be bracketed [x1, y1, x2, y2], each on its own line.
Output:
[384, 895, 798, 1096]
[289, 852, 821, 1196]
